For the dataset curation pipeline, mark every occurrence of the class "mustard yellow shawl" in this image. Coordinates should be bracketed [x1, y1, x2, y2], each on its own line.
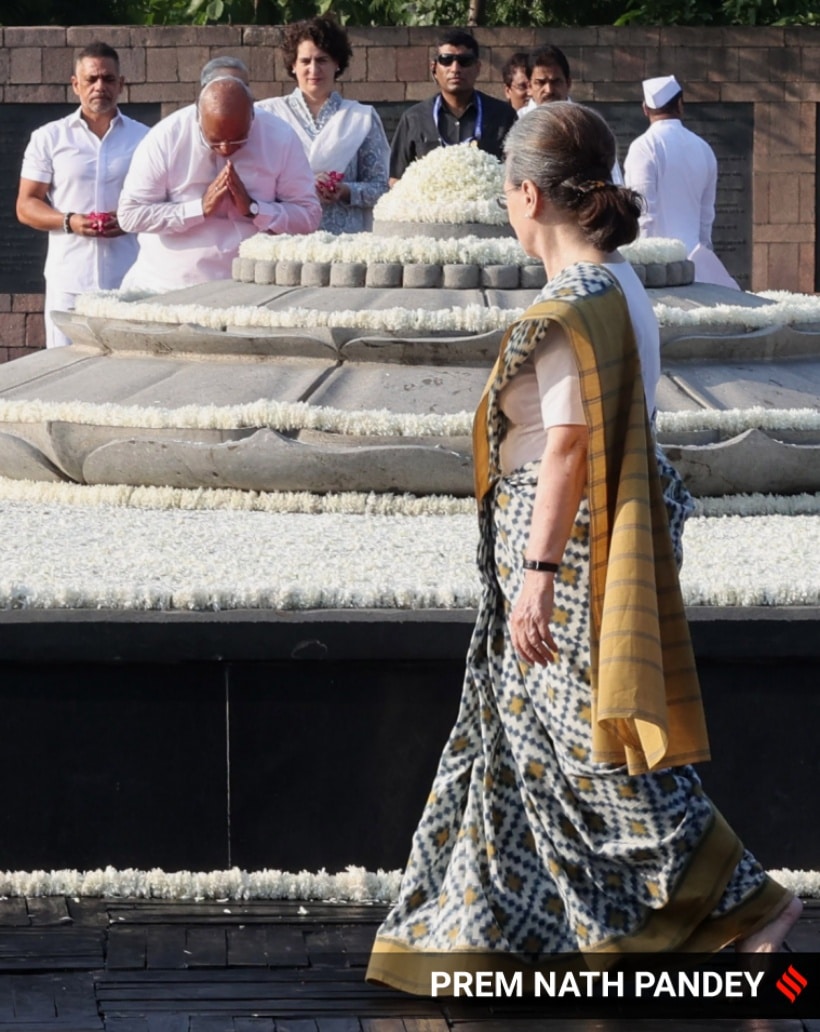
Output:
[473, 265, 710, 774]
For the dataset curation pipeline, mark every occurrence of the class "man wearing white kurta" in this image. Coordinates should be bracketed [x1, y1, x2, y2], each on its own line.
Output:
[119, 77, 321, 293]
[624, 75, 736, 287]
[16, 42, 149, 348]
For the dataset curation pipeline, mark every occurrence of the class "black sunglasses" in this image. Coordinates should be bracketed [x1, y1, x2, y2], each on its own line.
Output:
[435, 53, 478, 68]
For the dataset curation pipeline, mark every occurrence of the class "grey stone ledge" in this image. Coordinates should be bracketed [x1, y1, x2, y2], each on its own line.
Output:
[520, 265, 548, 289]
[237, 257, 256, 283]
[403, 264, 443, 289]
[644, 262, 668, 287]
[365, 263, 403, 288]
[301, 262, 331, 288]
[442, 264, 480, 289]
[275, 260, 302, 287]
[239, 254, 695, 291]
[329, 263, 368, 288]
[253, 260, 277, 285]
[481, 265, 519, 289]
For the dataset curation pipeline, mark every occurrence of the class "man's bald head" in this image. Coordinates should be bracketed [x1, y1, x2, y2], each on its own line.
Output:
[198, 77, 255, 156]
[198, 75, 254, 115]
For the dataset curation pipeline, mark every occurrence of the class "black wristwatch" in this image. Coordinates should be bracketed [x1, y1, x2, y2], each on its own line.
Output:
[245, 200, 259, 218]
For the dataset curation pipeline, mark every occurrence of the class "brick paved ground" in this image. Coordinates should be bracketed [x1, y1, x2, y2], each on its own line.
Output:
[0, 896, 816, 1030]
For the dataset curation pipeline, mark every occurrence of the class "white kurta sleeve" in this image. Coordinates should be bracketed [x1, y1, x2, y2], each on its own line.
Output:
[624, 137, 658, 239]
[700, 148, 718, 248]
[118, 133, 205, 235]
[259, 131, 321, 236]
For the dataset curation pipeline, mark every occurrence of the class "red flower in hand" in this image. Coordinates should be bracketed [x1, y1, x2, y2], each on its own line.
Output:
[89, 211, 114, 233]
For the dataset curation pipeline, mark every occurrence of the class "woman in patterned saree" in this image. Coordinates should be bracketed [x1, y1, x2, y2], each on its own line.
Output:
[367, 102, 801, 993]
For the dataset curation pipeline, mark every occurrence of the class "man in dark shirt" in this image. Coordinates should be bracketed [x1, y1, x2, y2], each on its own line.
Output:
[389, 29, 517, 185]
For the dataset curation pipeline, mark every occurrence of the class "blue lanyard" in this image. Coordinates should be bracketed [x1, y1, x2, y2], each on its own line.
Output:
[433, 92, 483, 147]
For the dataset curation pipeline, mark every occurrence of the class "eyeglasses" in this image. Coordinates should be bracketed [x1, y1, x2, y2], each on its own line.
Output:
[435, 53, 478, 68]
[496, 183, 521, 210]
[198, 124, 251, 152]
[507, 82, 529, 93]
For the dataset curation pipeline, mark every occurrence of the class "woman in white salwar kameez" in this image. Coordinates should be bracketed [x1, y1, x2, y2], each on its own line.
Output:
[258, 16, 389, 234]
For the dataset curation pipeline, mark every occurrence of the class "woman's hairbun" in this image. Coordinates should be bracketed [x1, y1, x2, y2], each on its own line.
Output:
[504, 103, 641, 250]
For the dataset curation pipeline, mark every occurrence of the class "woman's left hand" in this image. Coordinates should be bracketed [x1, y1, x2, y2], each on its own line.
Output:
[315, 172, 350, 204]
[510, 572, 559, 666]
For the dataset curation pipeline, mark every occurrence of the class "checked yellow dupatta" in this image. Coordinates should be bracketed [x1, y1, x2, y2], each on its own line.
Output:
[473, 267, 710, 774]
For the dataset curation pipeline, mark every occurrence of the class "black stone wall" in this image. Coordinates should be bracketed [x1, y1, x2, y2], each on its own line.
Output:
[0, 608, 815, 873]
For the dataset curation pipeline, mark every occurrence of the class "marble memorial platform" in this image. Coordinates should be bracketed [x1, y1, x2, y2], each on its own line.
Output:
[0, 274, 815, 497]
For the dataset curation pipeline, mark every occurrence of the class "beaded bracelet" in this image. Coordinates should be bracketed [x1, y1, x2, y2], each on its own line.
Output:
[63, 212, 74, 234]
[522, 559, 559, 573]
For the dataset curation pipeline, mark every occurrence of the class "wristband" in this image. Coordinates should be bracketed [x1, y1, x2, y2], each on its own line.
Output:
[522, 559, 559, 573]
[63, 212, 74, 234]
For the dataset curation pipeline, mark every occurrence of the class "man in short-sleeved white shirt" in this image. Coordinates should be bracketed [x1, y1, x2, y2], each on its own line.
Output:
[16, 41, 149, 348]
[118, 77, 321, 293]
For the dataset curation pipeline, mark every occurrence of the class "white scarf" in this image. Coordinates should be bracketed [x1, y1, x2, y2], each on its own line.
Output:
[263, 92, 373, 175]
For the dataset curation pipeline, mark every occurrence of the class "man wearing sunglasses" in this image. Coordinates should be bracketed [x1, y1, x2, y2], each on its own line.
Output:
[118, 74, 320, 292]
[389, 29, 517, 185]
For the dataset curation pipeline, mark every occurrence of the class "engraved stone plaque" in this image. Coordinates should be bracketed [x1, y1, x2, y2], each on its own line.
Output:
[374, 101, 411, 141]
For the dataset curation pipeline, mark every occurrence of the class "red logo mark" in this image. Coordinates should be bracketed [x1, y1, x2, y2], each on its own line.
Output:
[776, 965, 807, 1003]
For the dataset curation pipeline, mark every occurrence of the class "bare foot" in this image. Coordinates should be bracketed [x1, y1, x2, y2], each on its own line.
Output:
[735, 897, 804, 953]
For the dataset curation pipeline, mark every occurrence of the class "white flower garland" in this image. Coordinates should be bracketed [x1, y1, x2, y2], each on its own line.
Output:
[0, 478, 818, 521]
[654, 292, 820, 330]
[0, 395, 816, 439]
[74, 286, 820, 335]
[238, 232, 688, 268]
[372, 143, 508, 225]
[694, 491, 820, 518]
[768, 869, 820, 899]
[0, 503, 481, 611]
[0, 501, 817, 610]
[0, 865, 402, 902]
[0, 865, 812, 899]
[681, 514, 820, 606]
[239, 230, 534, 267]
[620, 237, 688, 263]
[658, 406, 820, 434]
[0, 397, 474, 437]
[74, 293, 517, 335]
[239, 234, 688, 268]
[0, 477, 475, 517]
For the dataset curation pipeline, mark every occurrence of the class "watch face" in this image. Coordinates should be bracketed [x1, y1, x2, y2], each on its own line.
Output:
[249, 201, 259, 216]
